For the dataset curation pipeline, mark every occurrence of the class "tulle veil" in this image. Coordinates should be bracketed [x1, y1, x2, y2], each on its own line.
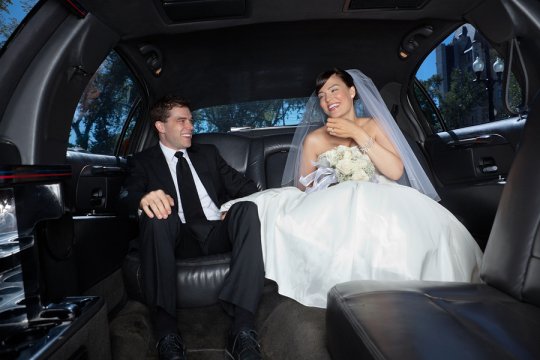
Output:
[280, 69, 440, 201]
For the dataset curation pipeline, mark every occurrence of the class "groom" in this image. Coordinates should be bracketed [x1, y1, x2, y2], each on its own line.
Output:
[120, 95, 264, 360]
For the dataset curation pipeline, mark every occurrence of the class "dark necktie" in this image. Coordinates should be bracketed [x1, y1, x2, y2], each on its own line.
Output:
[174, 151, 206, 222]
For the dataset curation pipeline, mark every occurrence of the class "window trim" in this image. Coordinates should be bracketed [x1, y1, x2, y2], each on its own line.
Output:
[411, 78, 447, 133]
[114, 96, 144, 156]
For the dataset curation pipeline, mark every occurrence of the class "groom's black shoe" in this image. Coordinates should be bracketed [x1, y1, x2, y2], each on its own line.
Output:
[157, 333, 187, 360]
[225, 328, 262, 360]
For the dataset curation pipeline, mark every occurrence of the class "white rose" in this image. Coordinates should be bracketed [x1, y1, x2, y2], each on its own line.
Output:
[351, 169, 368, 181]
[356, 158, 368, 169]
[336, 159, 355, 176]
[323, 150, 338, 166]
[350, 147, 362, 158]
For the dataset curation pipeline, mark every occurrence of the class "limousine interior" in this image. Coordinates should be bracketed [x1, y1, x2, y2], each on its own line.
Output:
[1, 0, 540, 359]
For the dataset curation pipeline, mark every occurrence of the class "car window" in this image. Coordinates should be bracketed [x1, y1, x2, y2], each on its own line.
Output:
[192, 97, 308, 133]
[415, 23, 523, 132]
[0, 0, 39, 50]
[68, 51, 142, 155]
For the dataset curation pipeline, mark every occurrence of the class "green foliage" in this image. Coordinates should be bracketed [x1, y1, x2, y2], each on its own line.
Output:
[193, 98, 307, 133]
[1, 0, 16, 47]
[70, 52, 140, 153]
[70, 50, 305, 154]
[506, 72, 523, 113]
[413, 81, 443, 132]
[0, 0, 14, 13]
[420, 69, 485, 130]
[0, 0, 36, 47]
[440, 68, 485, 129]
[420, 62, 525, 131]
[420, 74, 443, 105]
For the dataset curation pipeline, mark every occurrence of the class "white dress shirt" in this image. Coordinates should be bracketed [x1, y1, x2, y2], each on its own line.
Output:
[160, 142, 221, 223]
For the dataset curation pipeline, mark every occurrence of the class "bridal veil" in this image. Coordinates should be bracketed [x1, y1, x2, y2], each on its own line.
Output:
[281, 69, 440, 201]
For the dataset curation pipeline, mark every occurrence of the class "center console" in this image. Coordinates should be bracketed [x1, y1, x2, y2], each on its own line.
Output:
[0, 166, 111, 359]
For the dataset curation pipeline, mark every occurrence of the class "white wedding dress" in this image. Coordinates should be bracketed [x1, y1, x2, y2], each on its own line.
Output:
[221, 150, 483, 308]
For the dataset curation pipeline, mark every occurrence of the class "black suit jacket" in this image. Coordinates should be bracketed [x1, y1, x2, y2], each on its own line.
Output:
[119, 143, 258, 218]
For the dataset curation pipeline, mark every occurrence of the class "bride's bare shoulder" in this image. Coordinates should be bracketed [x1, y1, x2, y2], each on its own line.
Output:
[361, 117, 383, 137]
[304, 128, 331, 149]
[365, 116, 386, 131]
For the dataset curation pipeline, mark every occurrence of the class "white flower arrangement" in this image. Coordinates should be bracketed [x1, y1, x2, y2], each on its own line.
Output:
[317, 145, 376, 183]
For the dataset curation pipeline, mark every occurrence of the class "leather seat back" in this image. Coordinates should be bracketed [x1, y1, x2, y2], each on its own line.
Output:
[253, 134, 293, 189]
[193, 132, 293, 191]
[481, 95, 540, 305]
[193, 133, 252, 173]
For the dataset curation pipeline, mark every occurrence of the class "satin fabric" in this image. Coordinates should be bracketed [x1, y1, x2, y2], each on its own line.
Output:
[221, 179, 482, 308]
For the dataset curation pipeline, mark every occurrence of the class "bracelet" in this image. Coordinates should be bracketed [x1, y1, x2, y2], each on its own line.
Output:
[359, 137, 374, 153]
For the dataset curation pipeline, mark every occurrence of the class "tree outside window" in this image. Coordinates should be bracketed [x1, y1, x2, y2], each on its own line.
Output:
[69, 52, 141, 154]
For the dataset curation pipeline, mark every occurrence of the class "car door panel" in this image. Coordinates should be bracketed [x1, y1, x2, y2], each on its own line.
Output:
[66, 151, 137, 296]
[424, 117, 525, 247]
[75, 164, 126, 213]
[426, 119, 524, 185]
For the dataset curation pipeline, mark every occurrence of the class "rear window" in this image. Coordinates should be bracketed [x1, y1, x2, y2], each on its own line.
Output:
[0, 0, 40, 50]
[192, 97, 309, 133]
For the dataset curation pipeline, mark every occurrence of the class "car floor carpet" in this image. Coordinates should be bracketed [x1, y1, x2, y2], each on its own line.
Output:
[109, 281, 331, 359]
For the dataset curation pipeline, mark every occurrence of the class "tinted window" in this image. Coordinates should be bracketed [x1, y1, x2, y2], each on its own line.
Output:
[413, 81, 444, 133]
[415, 24, 523, 132]
[69, 51, 142, 155]
[0, 0, 39, 49]
[192, 97, 308, 133]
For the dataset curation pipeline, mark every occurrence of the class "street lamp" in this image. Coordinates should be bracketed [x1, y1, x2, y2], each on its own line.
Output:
[472, 56, 485, 79]
[493, 57, 504, 80]
[472, 55, 504, 121]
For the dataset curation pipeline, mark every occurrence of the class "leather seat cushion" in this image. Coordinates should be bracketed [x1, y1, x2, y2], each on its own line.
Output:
[326, 280, 540, 360]
[123, 251, 230, 308]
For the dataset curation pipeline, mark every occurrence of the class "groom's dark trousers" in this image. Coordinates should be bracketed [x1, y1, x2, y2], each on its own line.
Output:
[119, 143, 264, 320]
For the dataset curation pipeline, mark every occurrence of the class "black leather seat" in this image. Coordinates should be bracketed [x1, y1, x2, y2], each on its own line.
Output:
[123, 131, 293, 307]
[326, 94, 540, 359]
[124, 251, 231, 307]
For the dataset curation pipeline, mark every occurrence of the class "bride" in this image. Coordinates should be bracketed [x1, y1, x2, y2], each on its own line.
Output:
[221, 68, 483, 308]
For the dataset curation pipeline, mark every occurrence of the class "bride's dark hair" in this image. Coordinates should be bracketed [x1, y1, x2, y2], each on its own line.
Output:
[315, 68, 358, 100]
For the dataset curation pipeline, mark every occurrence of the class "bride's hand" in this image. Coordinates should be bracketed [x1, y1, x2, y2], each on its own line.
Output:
[326, 117, 366, 139]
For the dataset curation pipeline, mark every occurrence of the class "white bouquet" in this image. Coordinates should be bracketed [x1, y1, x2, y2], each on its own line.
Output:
[300, 145, 376, 193]
[318, 145, 376, 182]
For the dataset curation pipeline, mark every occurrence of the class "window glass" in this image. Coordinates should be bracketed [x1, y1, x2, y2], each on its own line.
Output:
[0, 0, 39, 49]
[415, 24, 523, 132]
[192, 98, 308, 133]
[413, 81, 444, 133]
[117, 103, 141, 155]
[69, 51, 142, 155]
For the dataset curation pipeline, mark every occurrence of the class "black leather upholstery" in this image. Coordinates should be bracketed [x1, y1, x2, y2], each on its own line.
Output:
[124, 251, 231, 308]
[326, 95, 540, 359]
[327, 281, 540, 359]
[123, 132, 293, 307]
[0, 139, 21, 164]
[192, 133, 253, 176]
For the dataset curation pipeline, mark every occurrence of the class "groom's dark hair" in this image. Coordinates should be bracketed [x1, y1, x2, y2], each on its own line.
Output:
[150, 95, 191, 124]
[315, 68, 359, 100]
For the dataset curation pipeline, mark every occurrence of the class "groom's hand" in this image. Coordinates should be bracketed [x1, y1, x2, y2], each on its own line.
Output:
[140, 189, 175, 219]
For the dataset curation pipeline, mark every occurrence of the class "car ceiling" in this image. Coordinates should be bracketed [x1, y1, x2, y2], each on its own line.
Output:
[74, 0, 494, 109]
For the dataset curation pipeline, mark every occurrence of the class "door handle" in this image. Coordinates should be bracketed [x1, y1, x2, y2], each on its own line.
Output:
[90, 166, 125, 176]
[480, 165, 498, 173]
[478, 157, 498, 174]
[90, 188, 105, 207]
[448, 134, 507, 148]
